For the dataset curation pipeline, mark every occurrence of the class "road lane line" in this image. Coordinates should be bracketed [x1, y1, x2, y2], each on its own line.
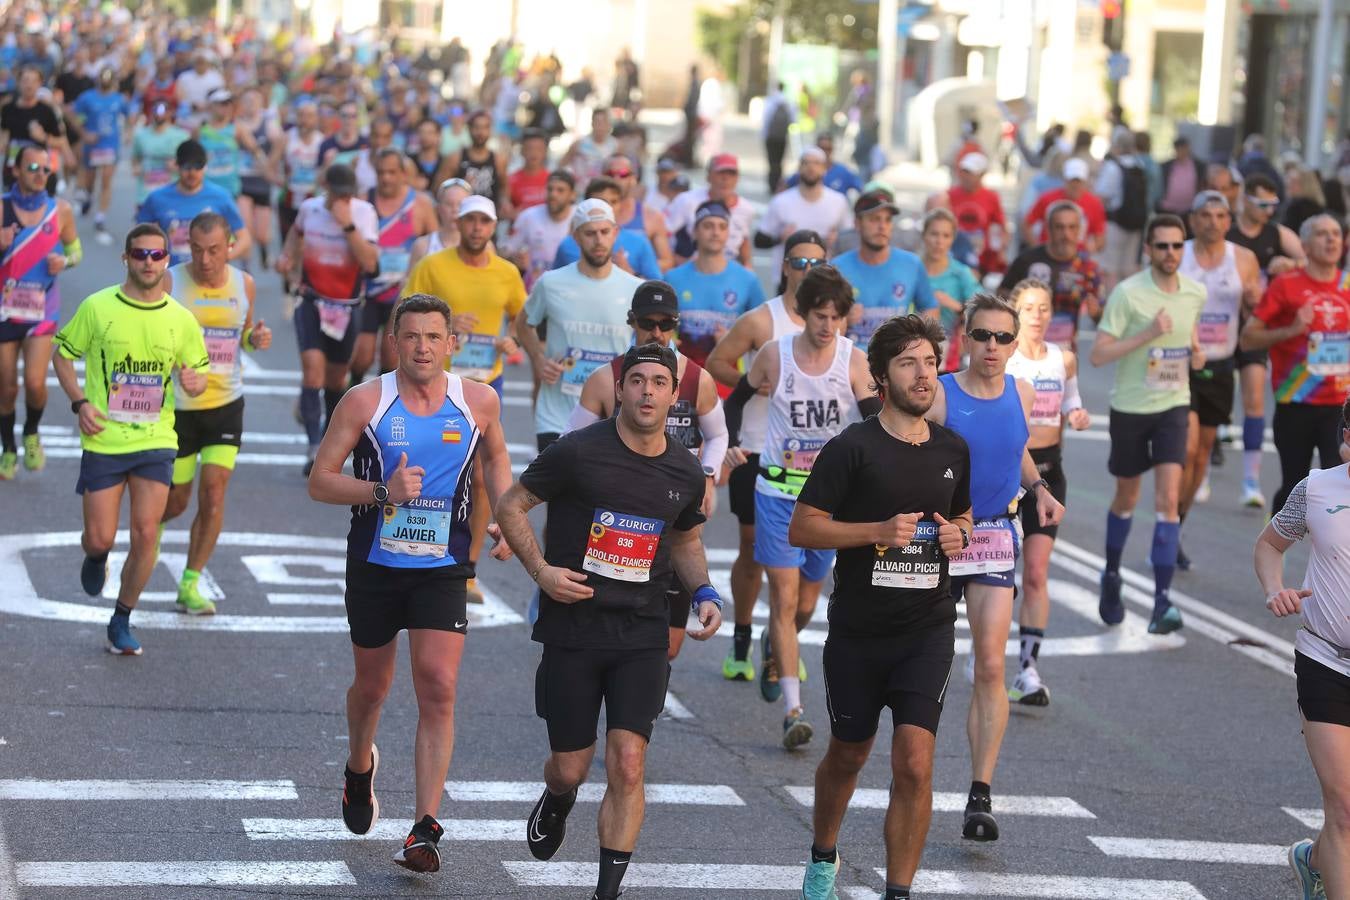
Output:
[244, 817, 520, 841]
[16, 861, 355, 887]
[265, 593, 345, 606]
[1283, 806, 1325, 829]
[503, 861, 802, 889]
[662, 691, 693, 719]
[449, 781, 744, 805]
[905, 870, 1208, 899]
[1088, 836, 1285, 864]
[785, 786, 1094, 818]
[0, 779, 297, 800]
[0, 811, 18, 900]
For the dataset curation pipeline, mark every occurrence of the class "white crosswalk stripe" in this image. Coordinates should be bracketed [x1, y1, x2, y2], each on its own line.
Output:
[447, 780, 744, 805]
[1088, 836, 1285, 865]
[904, 870, 1209, 899]
[0, 779, 296, 800]
[502, 861, 804, 890]
[784, 786, 1095, 818]
[17, 861, 355, 887]
[1283, 806, 1325, 829]
[243, 817, 520, 842]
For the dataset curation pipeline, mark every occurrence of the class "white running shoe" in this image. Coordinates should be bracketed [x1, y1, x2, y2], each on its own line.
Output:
[1242, 478, 1266, 509]
[1194, 475, 1211, 504]
[1008, 666, 1050, 706]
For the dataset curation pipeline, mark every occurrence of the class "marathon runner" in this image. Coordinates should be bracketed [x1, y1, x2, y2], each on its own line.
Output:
[723, 264, 878, 749]
[1240, 213, 1350, 513]
[504, 169, 575, 291]
[446, 110, 506, 214]
[0, 65, 68, 194]
[409, 177, 471, 266]
[1228, 173, 1308, 509]
[277, 163, 378, 474]
[928, 292, 1063, 842]
[495, 342, 722, 900]
[833, 189, 939, 351]
[565, 280, 727, 660]
[1091, 214, 1206, 634]
[353, 117, 399, 197]
[518, 198, 643, 451]
[233, 85, 284, 270]
[196, 88, 242, 214]
[507, 127, 551, 213]
[667, 153, 757, 268]
[158, 209, 270, 613]
[704, 229, 815, 681]
[560, 107, 616, 187]
[755, 148, 852, 271]
[665, 200, 765, 372]
[409, 118, 445, 193]
[51, 223, 209, 655]
[279, 101, 324, 241]
[551, 177, 662, 280]
[919, 208, 981, 372]
[308, 292, 514, 874]
[0, 144, 80, 480]
[318, 100, 369, 171]
[793, 314, 972, 900]
[604, 154, 673, 272]
[136, 139, 251, 268]
[71, 67, 130, 245]
[1254, 397, 1350, 900]
[130, 102, 189, 213]
[1000, 200, 1104, 352]
[1004, 279, 1091, 706]
[403, 193, 525, 605]
[352, 148, 436, 383]
[1177, 192, 1260, 568]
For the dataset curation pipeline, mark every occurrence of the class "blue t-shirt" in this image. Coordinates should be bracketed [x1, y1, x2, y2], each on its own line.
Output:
[833, 248, 937, 349]
[74, 90, 131, 149]
[136, 181, 246, 267]
[551, 230, 662, 281]
[927, 257, 981, 333]
[665, 259, 766, 366]
[786, 162, 863, 197]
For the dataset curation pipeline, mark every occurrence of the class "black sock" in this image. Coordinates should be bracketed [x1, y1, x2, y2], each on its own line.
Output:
[323, 386, 344, 432]
[542, 786, 577, 817]
[969, 780, 991, 801]
[884, 886, 911, 900]
[810, 844, 837, 864]
[23, 404, 43, 436]
[596, 847, 631, 898]
[0, 412, 14, 452]
[733, 624, 752, 660]
[113, 601, 132, 620]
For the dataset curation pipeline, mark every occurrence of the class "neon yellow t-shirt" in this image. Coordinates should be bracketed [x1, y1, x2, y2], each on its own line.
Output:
[402, 249, 526, 384]
[55, 285, 210, 455]
[169, 263, 249, 412]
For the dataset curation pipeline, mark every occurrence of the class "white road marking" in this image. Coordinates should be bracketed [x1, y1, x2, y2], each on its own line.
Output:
[103, 550, 224, 604]
[243, 817, 520, 842]
[0, 779, 296, 800]
[1283, 806, 1325, 829]
[448, 781, 744, 806]
[0, 809, 18, 900]
[266, 593, 344, 606]
[906, 870, 1208, 899]
[662, 691, 693, 720]
[1088, 836, 1285, 865]
[16, 861, 355, 887]
[785, 785, 1094, 818]
[503, 861, 802, 889]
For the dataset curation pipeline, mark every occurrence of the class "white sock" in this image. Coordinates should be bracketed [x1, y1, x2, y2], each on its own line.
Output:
[780, 676, 801, 714]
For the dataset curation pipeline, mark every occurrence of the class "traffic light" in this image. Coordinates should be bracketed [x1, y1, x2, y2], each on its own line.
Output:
[1102, 0, 1124, 49]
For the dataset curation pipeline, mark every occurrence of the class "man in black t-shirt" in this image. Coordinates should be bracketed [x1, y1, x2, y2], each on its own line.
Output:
[1000, 200, 1102, 350]
[790, 314, 972, 900]
[0, 65, 67, 193]
[495, 342, 723, 900]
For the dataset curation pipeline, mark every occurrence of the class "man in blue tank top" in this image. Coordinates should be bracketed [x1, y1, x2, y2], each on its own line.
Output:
[308, 293, 515, 875]
[928, 292, 1063, 845]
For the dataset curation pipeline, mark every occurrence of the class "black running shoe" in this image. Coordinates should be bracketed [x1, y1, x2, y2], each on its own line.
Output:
[393, 814, 443, 873]
[80, 555, 108, 596]
[1210, 440, 1224, 467]
[962, 793, 1000, 842]
[1175, 544, 1192, 572]
[526, 786, 577, 861]
[1099, 571, 1124, 625]
[341, 744, 379, 835]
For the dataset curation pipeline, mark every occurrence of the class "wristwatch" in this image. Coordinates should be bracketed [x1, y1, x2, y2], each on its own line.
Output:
[958, 526, 970, 550]
[342, 223, 357, 233]
[1030, 478, 1050, 494]
[372, 481, 390, 503]
[70, 398, 88, 414]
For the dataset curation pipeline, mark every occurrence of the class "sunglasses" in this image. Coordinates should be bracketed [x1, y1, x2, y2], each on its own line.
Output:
[636, 316, 678, 332]
[1246, 197, 1279, 210]
[605, 168, 633, 179]
[128, 247, 169, 261]
[1151, 241, 1185, 251]
[179, 162, 205, 171]
[787, 256, 825, 271]
[967, 328, 1017, 345]
[23, 162, 49, 173]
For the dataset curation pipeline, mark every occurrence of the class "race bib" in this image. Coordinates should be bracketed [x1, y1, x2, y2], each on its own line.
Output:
[871, 521, 942, 589]
[1029, 377, 1063, 428]
[169, 220, 190, 259]
[781, 436, 827, 474]
[453, 332, 499, 383]
[1144, 346, 1190, 391]
[144, 167, 172, 188]
[291, 165, 317, 189]
[107, 371, 164, 424]
[88, 146, 116, 167]
[378, 248, 410, 277]
[1307, 331, 1350, 377]
[948, 518, 1016, 576]
[0, 280, 46, 322]
[1045, 313, 1076, 348]
[583, 508, 664, 583]
[317, 300, 354, 341]
[379, 496, 451, 558]
[560, 346, 612, 397]
[202, 326, 240, 375]
[1196, 312, 1231, 358]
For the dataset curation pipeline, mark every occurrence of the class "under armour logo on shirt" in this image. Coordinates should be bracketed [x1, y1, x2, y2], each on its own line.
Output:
[668, 490, 681, 501]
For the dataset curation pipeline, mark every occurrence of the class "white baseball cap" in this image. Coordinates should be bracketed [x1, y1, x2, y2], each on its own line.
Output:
[457, 194, 497, 221]
[958, 152, 989, 174]
[1063, 158, 1091, 182]
[571, 198, 616, 232]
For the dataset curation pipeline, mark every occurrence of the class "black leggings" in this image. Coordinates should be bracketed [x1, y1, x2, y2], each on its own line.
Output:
[1272, 402, 1342, 513]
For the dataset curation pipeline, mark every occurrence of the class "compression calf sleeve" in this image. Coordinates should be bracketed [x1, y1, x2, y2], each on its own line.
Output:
[1243, 415, 1264, 482]
[299, 387, 322, 446]
[1150, 519, 1180, 609]
[22, 404, 42, 435]
[0, 412, 14, 452]
[1104, 511, 1132, 573]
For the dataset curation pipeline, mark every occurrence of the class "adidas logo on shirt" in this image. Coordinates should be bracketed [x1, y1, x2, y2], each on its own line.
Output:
[944, 468, 955, 479]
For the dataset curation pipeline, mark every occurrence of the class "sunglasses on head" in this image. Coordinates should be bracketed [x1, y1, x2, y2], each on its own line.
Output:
[128, 247, 169, 261]
[636, 316, 678, 332]
[787, 256, 825, 271]
[967, 328, 1016, 345]
[1247, 196, 1279, 210]
[1152, 241, 1185, 251]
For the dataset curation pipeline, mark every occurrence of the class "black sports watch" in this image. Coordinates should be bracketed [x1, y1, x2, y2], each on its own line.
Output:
[71, 398, 88, 414]
[372, 482, 390, 503]
[958, 526, 970, 550]
[342, 223, 357, 233]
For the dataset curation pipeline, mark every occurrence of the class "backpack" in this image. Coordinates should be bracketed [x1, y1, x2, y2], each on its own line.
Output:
[767, 100, 791, 141]
[1107, 157, 1149, 230]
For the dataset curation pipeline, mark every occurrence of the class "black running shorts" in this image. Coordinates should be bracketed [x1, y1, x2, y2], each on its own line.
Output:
[360, 298, 394, 335]
[294, 295, 359, 364]
[534, 645, 669, 752]
[1107, 405, 1189, 477]
[1296, 650, 1350, 727]
[1189, 358, 1236, 428]
[823, 623, 956, 741]
[344, 558, 470, 648]
[175, 397, 245, 457]
[1020, 444, 1067, 540]
[1235, 346, 1268, 369]
[728, 453, 760, 525]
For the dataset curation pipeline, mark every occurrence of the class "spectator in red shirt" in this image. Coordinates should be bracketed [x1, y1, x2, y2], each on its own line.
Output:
[508, 127, 551, 213]
[1025, 157, 1106, 252]
[929, 151, 1007, 275]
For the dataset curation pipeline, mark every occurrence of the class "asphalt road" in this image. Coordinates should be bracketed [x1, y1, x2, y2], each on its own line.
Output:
[0, 129, 1322, 900]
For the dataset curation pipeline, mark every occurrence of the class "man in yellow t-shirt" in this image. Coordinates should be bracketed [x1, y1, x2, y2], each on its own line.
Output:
[402, 193, 525, 603]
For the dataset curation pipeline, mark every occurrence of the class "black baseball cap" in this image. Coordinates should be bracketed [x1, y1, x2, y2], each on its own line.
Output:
[175, 139, 206, 169]
[325, 163, 358, 196]
[854, 189, 900, 216]
[785, 228, 827, 254]
[630, 280, 679, 318]
[619, 342, 678, 382]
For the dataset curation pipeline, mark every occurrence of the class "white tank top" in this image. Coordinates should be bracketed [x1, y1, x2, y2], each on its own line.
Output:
[741, 296, 803, 454]
[755, 333, 860, 498]
[425, 229, 447, 255]
[1007, 342, 1067, 431]
[1180, 241, 1243, 361]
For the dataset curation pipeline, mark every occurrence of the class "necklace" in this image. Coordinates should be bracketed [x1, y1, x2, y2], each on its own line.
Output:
[878, 413, 928, 446]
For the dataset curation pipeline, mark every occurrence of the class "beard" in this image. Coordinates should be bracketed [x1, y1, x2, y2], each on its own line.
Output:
[581, 245, 612, 268]
[800, 173, 821, 188]
[128, 268, 164, 292]
[886, 380, 934, 417]
[462, 233, 490, 255]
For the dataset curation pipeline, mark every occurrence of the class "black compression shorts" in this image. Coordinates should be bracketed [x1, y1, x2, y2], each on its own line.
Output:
[344, 558, 470, 648]
[534, 644, 669, 752]
[822, 623, 956, 741]
[1020, 444, 1067, 540]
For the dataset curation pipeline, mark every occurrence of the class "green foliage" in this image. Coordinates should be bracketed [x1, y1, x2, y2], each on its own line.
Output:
[698, 0, 878, 88]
